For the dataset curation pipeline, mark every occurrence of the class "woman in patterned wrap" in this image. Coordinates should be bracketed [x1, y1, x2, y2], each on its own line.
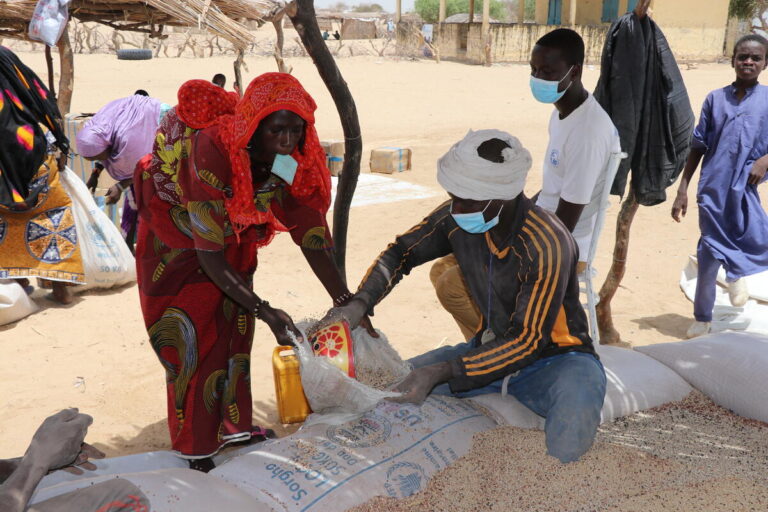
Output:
[134, 73, 371, 471]
[0, 46, 79, 305]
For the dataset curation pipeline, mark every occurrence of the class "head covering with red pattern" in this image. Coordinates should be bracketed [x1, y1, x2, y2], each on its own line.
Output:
[176, 73, 331, 239]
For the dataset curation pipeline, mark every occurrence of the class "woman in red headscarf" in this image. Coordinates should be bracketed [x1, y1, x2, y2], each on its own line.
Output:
[134, 73, 369, 471]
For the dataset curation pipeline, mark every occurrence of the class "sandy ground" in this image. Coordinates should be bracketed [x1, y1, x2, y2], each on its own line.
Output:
[1, 49, 766, 507]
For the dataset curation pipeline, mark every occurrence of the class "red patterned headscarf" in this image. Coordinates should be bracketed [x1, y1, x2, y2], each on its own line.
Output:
[177, 74, 331, 238]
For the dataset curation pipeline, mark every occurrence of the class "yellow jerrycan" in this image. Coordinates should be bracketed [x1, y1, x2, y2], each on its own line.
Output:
[272, 346, 311, 424]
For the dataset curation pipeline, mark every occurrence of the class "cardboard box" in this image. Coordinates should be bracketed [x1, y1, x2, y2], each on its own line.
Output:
[321, 140, 345, 176]
[370, 146, 412, 174]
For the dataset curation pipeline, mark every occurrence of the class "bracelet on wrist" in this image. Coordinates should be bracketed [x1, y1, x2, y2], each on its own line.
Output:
[333, 292, 354, 308]
[253, 300, 269, 319]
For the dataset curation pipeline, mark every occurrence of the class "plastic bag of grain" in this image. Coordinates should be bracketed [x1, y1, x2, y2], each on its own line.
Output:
[211, 396, 497, 512]
[293, 321, 411, 426]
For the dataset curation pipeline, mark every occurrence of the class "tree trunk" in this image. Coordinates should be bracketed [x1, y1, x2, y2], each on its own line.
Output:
[56, 23, 74, 116]
[44, 45, 56, 98]
[272, 14, 292, 74]
[596, 189, 639, 344]
[288, 0, 362, 281]
[233, 48, 244, 97]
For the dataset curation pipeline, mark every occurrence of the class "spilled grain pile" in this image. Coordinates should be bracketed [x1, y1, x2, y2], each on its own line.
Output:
[350, 392, 768, 512]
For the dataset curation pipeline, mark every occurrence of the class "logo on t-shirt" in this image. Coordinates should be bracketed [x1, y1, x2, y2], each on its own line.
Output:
[549, 149, 560, 167]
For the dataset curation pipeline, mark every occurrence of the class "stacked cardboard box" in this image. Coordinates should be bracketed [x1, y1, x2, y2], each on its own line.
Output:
[370, 146, 412, 174]
[320, 140, 345, 176]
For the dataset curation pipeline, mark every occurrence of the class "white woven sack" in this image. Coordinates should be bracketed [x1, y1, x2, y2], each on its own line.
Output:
[29, 468, 267, 511]
[468, 346, 693, 428]
[636, 331, 768, 423]
[0, 279, 38, 326]
[58, 167, 135, 291]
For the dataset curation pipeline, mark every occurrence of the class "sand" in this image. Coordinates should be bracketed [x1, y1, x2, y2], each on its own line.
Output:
[350, 392, 768, 512]
[0, 46, 766, 508]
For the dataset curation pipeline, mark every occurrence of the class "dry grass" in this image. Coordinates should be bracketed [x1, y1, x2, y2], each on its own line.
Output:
[0, 0, 277, 47]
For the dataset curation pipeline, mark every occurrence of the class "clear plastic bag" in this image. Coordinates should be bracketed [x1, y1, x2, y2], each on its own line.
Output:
[292, 322, 411, 426]
[28, 0, 70, 46]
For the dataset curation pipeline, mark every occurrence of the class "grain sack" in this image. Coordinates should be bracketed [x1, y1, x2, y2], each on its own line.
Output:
[468, 345, 692, 428]
[210, 396, 497, 512]
[29, 468, 267, 511]
[636, 331, 768, 423]
[293, 322, 411, 426]
[0, 279, 38, 326]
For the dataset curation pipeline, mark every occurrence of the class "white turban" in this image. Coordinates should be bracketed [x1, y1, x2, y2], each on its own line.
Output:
[436, 129, 532, 201]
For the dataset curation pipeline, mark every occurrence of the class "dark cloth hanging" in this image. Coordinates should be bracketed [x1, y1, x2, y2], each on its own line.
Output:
[593, 13, 694, 206]
[0, 46, 68, 209]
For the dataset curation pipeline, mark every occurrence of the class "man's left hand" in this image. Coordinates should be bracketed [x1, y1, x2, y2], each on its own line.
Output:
[104, 185, 122, 205]
[748, 158, 768, 185]
[390, 362, 453, 405]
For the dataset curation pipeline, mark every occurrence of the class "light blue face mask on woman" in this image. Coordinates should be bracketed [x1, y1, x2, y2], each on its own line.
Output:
[451, 200, 504, 234]
[271, 153, 298, 185]
[529, 65, 574, 104]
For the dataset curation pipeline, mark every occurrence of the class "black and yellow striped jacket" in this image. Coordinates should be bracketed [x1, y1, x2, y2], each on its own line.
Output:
[355, 195, 596, 393]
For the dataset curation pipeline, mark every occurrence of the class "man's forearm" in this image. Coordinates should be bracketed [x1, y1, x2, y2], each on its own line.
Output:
[0, 455, 48, 512]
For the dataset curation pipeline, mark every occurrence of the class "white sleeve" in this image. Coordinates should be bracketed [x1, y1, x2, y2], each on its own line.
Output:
[559, 128, 612, 206]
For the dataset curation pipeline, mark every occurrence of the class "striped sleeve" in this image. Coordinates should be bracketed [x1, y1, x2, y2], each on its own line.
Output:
[448, 212, 573, 392]
[355, 203, 453, 314]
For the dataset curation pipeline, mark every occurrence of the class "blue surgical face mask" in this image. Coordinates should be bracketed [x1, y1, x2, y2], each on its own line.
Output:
[271, 153, 298, 185]
[451, 200, 504, 234]
[529, 65, 574, 104]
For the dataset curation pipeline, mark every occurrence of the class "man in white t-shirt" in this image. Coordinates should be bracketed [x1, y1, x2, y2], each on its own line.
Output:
[530, 28, 621, 272]
[429, 28, 619, 341]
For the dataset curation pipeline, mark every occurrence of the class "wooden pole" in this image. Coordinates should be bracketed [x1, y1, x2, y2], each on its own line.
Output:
[469, 0, 475, 23]
[596, 189, 639, 345]
[233, 48, 244, 97]
[438, 0, 446, 22]
[481, 0, 490, 66]
[44, 45, 56, 98]
[288, 0, 362, 279]
[272, 13, 292, 74]
[568, 0, 577, 26]
[56, 22, 73, 116]
[518, 0, 526, 23]
[395, 0, 401, 23]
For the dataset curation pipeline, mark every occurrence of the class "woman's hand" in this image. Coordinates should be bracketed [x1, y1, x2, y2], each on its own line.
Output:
[671, 191, 688, 222]
[260, 304, 302, 346]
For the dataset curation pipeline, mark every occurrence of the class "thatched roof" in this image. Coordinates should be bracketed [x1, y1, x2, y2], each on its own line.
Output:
[0, 0, 281, 48]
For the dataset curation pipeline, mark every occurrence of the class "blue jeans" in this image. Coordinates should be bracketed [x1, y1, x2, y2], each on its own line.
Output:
[409, 343, 606, 463]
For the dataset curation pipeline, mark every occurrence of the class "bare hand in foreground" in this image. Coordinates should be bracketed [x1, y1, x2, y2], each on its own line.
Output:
[26, 409, 94, 472]
[671, 191, 688, 222]
[389, 362, 453, 405]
